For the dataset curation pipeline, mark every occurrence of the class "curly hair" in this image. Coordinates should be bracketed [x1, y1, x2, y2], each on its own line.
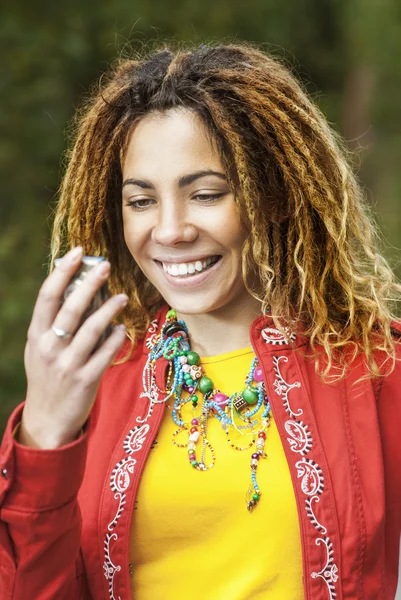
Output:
[51, 41, 401, 381]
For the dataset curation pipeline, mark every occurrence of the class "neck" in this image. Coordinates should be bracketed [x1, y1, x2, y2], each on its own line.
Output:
[176, 296, 262, 357]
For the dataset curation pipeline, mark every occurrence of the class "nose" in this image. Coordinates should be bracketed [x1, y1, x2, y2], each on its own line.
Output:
[151, 200, 198, 246]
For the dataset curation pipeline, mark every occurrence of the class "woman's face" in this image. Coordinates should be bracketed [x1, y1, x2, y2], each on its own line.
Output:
[121, 108, 251, 316]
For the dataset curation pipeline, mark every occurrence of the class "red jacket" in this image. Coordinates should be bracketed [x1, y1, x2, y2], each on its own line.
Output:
[1, 305, 401, 599]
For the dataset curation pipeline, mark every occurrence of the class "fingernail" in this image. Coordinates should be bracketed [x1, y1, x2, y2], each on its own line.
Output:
[69, 246, 82, 263]
[116, 324, 126, 332]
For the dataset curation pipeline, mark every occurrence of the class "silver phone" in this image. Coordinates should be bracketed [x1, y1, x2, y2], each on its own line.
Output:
[54, 256, 113, 350]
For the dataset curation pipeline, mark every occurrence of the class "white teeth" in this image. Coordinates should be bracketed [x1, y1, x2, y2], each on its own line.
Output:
[163, 257, 218, 277]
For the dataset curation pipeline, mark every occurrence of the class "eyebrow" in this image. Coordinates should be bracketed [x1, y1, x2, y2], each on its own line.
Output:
[122, 170, 227, 190]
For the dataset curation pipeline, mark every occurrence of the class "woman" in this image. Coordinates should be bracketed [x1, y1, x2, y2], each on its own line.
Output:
[0, 43, 400, 600]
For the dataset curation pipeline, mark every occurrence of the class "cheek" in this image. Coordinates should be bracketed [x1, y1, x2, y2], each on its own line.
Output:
[122, 215, 144, 260]
[219, 210, 246, 251]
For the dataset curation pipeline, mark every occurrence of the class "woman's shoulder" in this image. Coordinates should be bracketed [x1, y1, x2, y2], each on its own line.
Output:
[374, 320, 401, 408]
[390, 318, 401, 340]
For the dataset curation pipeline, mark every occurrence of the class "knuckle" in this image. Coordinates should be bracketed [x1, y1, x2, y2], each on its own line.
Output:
[62, 303, 81, 321]
[50, 356, 75, 383]
[77, 368, 97, 390]
[26, 324, 37, 343]
[38, 286, 54, 304]
[38, 343, 57, 365]
[87, 319, 104, 339]
[57, 358, 74, 379]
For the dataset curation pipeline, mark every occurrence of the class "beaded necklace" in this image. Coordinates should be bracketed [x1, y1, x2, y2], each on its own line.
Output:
[143, 309, 272, 511]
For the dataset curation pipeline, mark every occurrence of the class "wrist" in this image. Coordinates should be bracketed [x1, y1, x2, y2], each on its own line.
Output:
[18, 413, 79, 449]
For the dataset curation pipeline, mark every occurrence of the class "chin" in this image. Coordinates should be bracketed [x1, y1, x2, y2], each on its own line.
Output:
[161, 293, 224, 316]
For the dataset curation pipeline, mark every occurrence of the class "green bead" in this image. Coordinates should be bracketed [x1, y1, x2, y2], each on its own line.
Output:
[191, 460, 199, 467]
[186, 351, 200, 365]
[252, 493, 260, 501]
[191, 395, 198, 403]
[166, 309, 176, 319]
[198, 376, 214, 394]
[242, 387, 259, 405]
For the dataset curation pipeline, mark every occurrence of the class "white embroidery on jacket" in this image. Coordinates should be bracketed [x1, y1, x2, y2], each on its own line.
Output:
[108, 492, 126, 531]
[285, 419, 312, 455]
[273, 354, 338, 598]
[104, 451, 140, 596]
[296, 457, 325, 496]
[305, 496, 327, 534]
[139, 332, 164, 422]
[123, 425, 150, 454]
[145, 318, 159, 350]
[261, 326, 296, 345]
[136, 397, 154, 424]
[311, 537, 339, 598]
[273, 356, 302, 418]
[104, 420, 154, 595]
[110, 456, 136, 494]
[103, 533, 121, 600]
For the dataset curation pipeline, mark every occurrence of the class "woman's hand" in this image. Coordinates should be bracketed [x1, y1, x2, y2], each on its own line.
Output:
[20, 247, 128, 449]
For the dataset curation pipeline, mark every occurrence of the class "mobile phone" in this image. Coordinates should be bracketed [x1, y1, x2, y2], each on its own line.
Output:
[54, 255, 113, 350]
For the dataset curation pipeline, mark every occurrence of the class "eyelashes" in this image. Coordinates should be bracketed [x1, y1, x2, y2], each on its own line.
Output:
[125, 193, 226, 211]
[125, 199, 155, 210]
[192, 193, 225, 203]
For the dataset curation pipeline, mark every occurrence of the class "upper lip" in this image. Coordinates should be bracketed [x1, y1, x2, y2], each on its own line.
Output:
[153, 255, 220, 264]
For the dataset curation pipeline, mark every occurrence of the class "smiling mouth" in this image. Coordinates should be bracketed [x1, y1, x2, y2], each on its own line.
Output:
[156, 256, 221, 277]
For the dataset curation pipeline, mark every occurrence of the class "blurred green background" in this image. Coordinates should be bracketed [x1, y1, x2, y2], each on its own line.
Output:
[1, 0, 401, 433]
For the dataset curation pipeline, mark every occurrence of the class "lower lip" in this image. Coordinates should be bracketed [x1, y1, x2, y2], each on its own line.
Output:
[155, 257, 222, 288]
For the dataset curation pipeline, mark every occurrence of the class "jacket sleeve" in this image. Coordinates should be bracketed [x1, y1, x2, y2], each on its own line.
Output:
[0, 403, 90, 600]
[377, 322, 401, 599]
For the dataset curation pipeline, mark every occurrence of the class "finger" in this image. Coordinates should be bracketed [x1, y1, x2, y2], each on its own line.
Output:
[80, 324, 127, 382]
[29, 247, 83, 335]
[50, 259, 111, 341]
[62, 293, 128, 366]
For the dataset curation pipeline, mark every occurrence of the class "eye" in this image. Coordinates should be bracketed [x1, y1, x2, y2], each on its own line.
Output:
[192, 193, 226, 203]
[125, 198, 156, 211]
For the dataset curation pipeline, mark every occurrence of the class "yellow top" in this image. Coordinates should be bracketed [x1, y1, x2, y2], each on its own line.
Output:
[130, 346, 303, 599]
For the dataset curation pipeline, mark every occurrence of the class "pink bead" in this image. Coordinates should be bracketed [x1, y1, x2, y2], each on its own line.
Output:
[179, 356, 187, 364]
[188, 386, 194, 393]
[182, 364, 190, 373]
[254, 366, 264, 382]
[191, 418, 199, 425]
[189, 454, 196, 461]
[214, 392, 229, 406]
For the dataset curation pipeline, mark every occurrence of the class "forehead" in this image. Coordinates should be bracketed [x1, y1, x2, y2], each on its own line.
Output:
[122, 109, 224, 179]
